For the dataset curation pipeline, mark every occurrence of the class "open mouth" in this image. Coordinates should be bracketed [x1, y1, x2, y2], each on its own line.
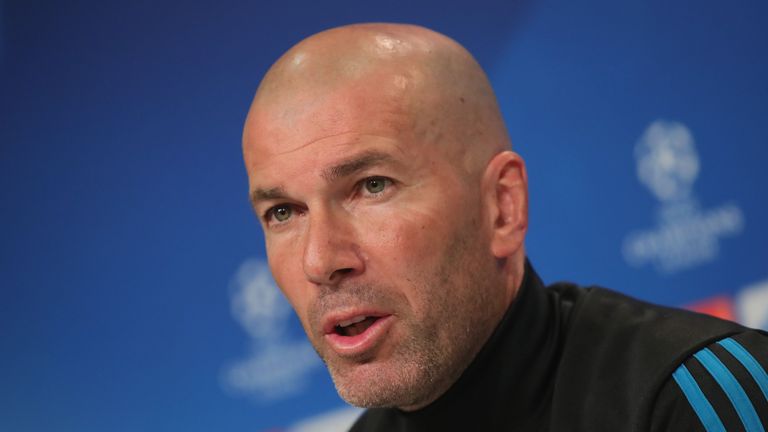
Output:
[334, 316, 380, 337]
[324, 313, 394, 357]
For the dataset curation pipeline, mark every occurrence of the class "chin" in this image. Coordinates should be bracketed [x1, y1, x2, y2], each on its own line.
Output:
[329, 358, 439, 409]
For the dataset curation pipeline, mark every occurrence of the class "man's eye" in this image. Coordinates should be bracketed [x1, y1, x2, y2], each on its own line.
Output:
[363, 177, 389, 194]
[268, 205, 292, 222]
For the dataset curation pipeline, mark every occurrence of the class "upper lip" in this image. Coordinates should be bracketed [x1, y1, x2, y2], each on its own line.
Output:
[321, 308, 390, 335]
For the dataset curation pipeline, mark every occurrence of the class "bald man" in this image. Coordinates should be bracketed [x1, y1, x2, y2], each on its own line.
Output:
[242, 24, 768, 431]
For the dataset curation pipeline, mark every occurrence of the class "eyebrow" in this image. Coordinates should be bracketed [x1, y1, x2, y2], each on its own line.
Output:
[249, 150, 397, 206]
[250, 186, 288, 206]
[321, 150, 395, 182]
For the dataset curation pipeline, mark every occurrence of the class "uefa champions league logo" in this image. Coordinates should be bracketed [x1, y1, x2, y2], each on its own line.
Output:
[635, 121, 700, 203]
[622, 120, 744, 274]
[221, 259, 320, 401]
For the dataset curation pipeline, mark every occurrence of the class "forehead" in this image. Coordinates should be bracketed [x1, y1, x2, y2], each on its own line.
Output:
[243, 81, 425, 179]
[246, 62, 433, 144]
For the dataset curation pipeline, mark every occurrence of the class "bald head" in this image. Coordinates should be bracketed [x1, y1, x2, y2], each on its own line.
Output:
[245, 23, 511, 177]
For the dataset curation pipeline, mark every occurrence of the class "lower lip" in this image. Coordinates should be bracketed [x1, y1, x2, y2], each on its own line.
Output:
[324, 315, 394, 358]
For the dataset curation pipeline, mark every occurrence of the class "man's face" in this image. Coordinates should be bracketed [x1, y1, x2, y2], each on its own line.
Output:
[243, 83, 506, 409]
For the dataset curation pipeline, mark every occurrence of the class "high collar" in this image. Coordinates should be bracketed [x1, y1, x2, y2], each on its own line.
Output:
[384, 261, 565, 430]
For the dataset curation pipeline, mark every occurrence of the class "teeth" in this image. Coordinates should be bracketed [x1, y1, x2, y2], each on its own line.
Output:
[338, 315, 367, 328]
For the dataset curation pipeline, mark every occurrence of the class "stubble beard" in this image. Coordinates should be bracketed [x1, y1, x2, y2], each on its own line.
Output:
[316, 223, 502, 410]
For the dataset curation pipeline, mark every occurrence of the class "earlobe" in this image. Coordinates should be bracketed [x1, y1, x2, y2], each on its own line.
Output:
[483, 151, 529, 259]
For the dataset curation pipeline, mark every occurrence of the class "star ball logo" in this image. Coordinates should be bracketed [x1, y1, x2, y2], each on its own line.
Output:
[622, 120, 744, 274]
[221, 259, 320, 401]
[635, 120, 699, 203]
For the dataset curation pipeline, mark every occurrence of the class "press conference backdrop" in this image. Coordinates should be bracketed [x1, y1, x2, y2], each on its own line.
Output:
[1, 1, 766, 431]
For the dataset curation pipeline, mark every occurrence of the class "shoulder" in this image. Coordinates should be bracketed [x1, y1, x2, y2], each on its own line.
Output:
[563, 286, 749, 356]
[549, 284, 760, 432]
[650, 331, 768, 431]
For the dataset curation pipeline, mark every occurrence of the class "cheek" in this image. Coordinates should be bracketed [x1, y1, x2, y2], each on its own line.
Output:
[266, 241, 311, 314]
[355, 204, 458, 320]
[356, 204, 449, 266]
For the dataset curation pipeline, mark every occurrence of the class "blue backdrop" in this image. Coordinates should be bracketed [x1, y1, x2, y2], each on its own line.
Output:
[2, 1, 766, 431]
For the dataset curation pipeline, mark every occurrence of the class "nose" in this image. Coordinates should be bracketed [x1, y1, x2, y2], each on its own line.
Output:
[302, 207, 365, 286]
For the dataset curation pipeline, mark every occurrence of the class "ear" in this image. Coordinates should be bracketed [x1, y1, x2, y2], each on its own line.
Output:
[482, 151, 529, 259]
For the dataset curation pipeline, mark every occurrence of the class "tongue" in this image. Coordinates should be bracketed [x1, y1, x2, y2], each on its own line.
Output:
[345, 317, 377, 337]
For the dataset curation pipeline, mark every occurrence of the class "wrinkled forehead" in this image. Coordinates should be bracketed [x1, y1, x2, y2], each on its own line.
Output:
[243, 72, 430, 164]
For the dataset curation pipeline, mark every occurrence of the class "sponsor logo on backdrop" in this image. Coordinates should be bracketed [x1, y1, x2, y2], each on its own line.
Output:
[684, 296, 736, 322]
[622, 120, 744, 273]
[222, 258, 321, 400]
[683, 278, 768, 331]
[735, 279, 768, 330]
